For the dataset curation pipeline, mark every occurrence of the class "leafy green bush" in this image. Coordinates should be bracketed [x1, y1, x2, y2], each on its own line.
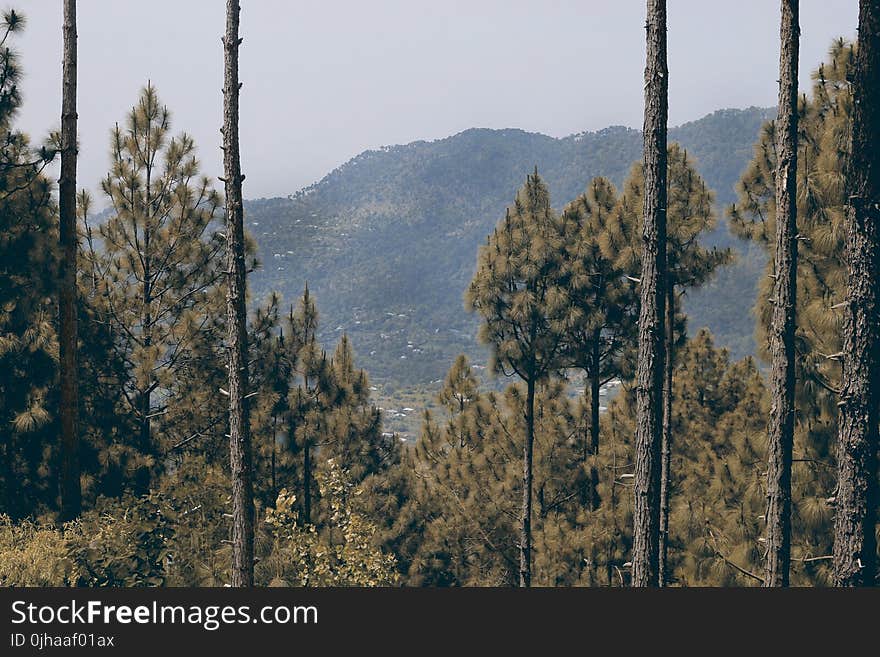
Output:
[259, 460, 399, 587]
[67, 494, 174, 587]
[0, 461, 398, 588]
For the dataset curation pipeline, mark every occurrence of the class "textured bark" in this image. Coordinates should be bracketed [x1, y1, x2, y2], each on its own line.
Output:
[58, 0, 81, 522]
[632, 0, 668, 588]
[833, 0, 880, 587]
[588, 331, 601, 510]
[765, 0, 800, 588]
[519, 377, 536, 587]
[135, 173, 154, 495]
[658, 285, 674, 586]
[135, 387, 151, 494]
[223, 0, 254, 587]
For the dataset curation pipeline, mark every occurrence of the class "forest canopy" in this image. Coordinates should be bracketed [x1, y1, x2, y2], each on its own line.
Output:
[1, 1, 878, 590]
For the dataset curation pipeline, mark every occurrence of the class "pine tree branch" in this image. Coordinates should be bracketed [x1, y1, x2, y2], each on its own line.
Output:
[706, 527, 764, 584]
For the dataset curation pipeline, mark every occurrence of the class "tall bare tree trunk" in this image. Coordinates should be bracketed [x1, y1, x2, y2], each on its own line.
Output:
[632, 0, 668, 588]
[519, 377, 536, 587]
[587, 330, 601, 510]
[833, 0, 880, 587]
[59, 0, 81, 522]
[223, 0, 254, 587]
[658, 284, 674, 586]
[765, 0, 800, 588]
[136, 222, 152, 495]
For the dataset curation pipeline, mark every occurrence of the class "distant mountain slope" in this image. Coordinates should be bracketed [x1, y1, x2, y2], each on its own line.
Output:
[245, 106, 773, 389]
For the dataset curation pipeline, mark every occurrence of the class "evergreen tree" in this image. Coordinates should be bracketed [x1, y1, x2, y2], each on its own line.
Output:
[834, 0, 880, 587]
[58, 0, 80, 521]
[632, 0, 669, 588]
[248, 293, 291, 507]
[404, 359, 583, 586]
[606, 148, 730, 583]
[83, 84, 224, 494]
[323, 333, 389, 483]
[222, 0, 254, 587]
[662, 146, 730, 583]
[438, 354, 481, 449]
[730, 40, 866, 585]
[285, 287, 328, 525]
[466, 171, 572, 587]
[595, 329, 769, 586]
[559, 177, 637, 509]
[0, 10, 60, 518]
[764, 0, 800, 588]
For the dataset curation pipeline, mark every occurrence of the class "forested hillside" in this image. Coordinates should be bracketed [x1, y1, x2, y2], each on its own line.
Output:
[246, 107, 772, 389]
[5, 0, 878, 593]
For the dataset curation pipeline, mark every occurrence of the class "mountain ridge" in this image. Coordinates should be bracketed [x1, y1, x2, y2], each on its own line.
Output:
[244, 105, 774, 390]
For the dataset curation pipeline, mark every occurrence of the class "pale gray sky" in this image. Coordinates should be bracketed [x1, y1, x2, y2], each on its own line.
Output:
[16, 0, 858, 200]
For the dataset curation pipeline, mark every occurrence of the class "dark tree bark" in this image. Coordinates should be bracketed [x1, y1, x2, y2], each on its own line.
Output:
[632, 0, 668, 588]
[833, 0, 880, 588]
[658, 284, 674, 586]
[59, 0, 81, 522]
[765, 0, 800, 588]
[136, 231, 152, 494]
[519, 376, 536, 587]
[223, 0, 254, 587]
[586, 329, 601, 511]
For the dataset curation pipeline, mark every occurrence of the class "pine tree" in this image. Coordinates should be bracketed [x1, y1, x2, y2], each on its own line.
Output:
[438, 354, 481, 449]
[0, 10, 60, 518]
[764, 0, 800, 588]
[582, 148, 728, 584]
[323, 334, 389, 484]
[222, 0, 254, 587]
[278, 286, 392, 529]
[632, 0, 669, 586]
[248, 293, 290, 507]
[83, 84, 224, 494]
[660, 145, 730, 584]
[402, 359, 584, 586]
[730, 40, 863, 586]
[58, 0, 80, 521]
[833, 0, 880, 587]
[559, 177, 637, 509]
[466, 171, 571, 587]
[594, 329, 769, 586]
[285, 287, 327, 525]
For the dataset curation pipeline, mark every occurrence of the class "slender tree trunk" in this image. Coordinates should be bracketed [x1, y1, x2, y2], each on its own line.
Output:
[588, 330, 601, 510]
[519, 377, 536, 587]
[223, 0, 254, 587]
[136, 388, 151, 493]
[608, 431, 618, 586]
[303, 441, 311, 525]
[765, 0, 800, 588]
[632, 0, 668, 588]
[833, 0, 880, 587]
[136, 224, 152, 495]
[58, 0, 81, 521]
[658, 284, 674, 586]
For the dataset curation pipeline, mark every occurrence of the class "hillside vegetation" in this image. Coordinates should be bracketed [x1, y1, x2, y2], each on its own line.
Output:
[245, 107, 773, 391]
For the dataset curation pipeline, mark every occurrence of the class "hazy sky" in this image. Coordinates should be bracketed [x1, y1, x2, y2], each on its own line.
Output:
[17, 0, 858, 201]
